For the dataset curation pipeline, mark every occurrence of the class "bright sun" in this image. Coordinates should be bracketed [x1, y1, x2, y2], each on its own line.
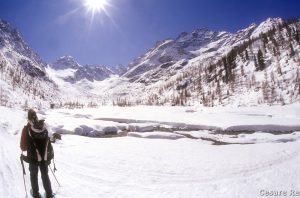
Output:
[84, 0, 107, 12]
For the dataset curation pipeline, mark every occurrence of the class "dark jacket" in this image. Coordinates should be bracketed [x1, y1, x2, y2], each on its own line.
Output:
[20, 123, 54, 163]
[20, 126, 28, 152]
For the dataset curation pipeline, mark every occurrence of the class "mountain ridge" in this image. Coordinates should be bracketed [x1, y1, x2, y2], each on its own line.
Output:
[0, 19, 60, 108]
[110, 17, 300, 106]
[0, 17, 299, 108]
[50, 55, 127, 83]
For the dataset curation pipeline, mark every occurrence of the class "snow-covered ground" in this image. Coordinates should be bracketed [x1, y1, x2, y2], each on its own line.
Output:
[0, 105, 300, 198]
[45, 104, 300, 135]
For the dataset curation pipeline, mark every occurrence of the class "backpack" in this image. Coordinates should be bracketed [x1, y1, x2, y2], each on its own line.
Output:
[20, 126, 57, 176]
[24, 122, 54, 164]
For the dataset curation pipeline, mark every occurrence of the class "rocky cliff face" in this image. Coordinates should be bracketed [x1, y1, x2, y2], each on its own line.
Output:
[0, 20, 47, 74]
[0, 20, 60, 108]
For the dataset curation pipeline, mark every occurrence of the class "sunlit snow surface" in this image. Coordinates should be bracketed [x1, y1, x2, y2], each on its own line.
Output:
[0, 105, 300, 198]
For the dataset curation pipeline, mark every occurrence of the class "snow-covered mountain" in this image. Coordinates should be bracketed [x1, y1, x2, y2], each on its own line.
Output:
[45, 17, 300, 107]
[0, 20, 48, 78]
[123, 28, 231, 83]
[0, 20, 60, 108]
[123, 18, 282, 84]
[114, 17, 300, 107]
[0, 17, 299, 108]
[49, 55, 125, 83]
[110, 64, 128, 76]
[52, 55, 81, 70]
[46, 56, 129, 104]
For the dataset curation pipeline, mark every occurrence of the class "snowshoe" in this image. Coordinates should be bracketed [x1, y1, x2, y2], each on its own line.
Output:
[30, 189, 42, 198]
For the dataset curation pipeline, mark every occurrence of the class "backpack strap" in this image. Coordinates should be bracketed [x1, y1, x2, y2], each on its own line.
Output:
[27, 127, 43, 162]
[44, 138, 50, 161]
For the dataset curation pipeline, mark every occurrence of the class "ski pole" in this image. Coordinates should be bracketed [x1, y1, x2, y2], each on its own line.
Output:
[20, 155, 28, 197]
[23, 174, 28, 198]
[49, 165, 61, 187]
[20, 155, 26, 175]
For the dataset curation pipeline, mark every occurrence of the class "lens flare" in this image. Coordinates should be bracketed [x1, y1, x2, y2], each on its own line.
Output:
[85, 0, 107, 12]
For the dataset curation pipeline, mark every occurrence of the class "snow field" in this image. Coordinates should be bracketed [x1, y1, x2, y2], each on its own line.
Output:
[53, 136, 300, 198]
[44, 105, 300, 138]
[0, 105, 300, 198]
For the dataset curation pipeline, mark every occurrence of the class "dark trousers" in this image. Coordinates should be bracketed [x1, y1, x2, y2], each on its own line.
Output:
[29, 162, 53, 196]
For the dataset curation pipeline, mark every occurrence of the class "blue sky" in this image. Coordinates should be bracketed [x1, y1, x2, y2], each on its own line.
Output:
[0, 0, 299, 66]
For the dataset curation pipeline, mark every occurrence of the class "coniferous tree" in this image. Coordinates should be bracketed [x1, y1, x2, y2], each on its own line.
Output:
[222, 57, 229, 83]
[216, 80, 221, 99]
[277, 64, 282, 75]
[0, 60, 5, 78]
[241, 65, 245, 76]
[270, 35, 279, 50]
[245, 49, 249, 61]
[285, 24, 292, 38]
[262, 81, 268, 103]
[0, 87, 3, 106]
[296, 68, 300, 96]
[295, 30, 300, 43]
[229, 69, 236, 92]
[0, 87, 8, 107]
[289, 43, 295, 57]
[279, 94, 285, 105]
[257, 49, 265, 71]
[262, 33, 268, 49]
[273, 47, 278, 57]
[270, 86, 277, 105]
[251, 73, 256, 88]
[254, 56, 258, 69]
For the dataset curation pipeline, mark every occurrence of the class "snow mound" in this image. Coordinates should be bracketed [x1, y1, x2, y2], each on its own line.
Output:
[128, 131, 186, 140]
[225, 125, 300, 133]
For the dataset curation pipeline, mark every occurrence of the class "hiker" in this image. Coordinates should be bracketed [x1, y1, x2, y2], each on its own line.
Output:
[20, 109, 55, 198]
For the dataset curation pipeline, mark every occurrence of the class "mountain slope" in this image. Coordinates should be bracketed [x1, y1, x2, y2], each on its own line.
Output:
[45, 17, 300, 107]
[1, 17, 298, 108]
[46, 56, 128, 104]
[111, 18, 300, 106]
[49, 55, 122, 83]
[123, 28, 233, 83]
[0, 20, 60, 108]
[123, 18, 286, 84]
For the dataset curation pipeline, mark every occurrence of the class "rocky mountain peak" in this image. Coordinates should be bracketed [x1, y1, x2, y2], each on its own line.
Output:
[0, 19, 46, 72]
[52, 55, 81, 70]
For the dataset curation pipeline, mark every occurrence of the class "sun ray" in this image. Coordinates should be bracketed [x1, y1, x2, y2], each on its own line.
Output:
[84, 0, 108, 13]
[56, 7, 83, 25]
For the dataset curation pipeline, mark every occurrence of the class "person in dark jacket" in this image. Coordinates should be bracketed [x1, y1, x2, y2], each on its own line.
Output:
[20, 109, 54, 198]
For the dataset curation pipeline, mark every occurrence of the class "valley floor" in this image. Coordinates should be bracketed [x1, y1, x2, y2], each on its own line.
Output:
[0, 105, 300, 198]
